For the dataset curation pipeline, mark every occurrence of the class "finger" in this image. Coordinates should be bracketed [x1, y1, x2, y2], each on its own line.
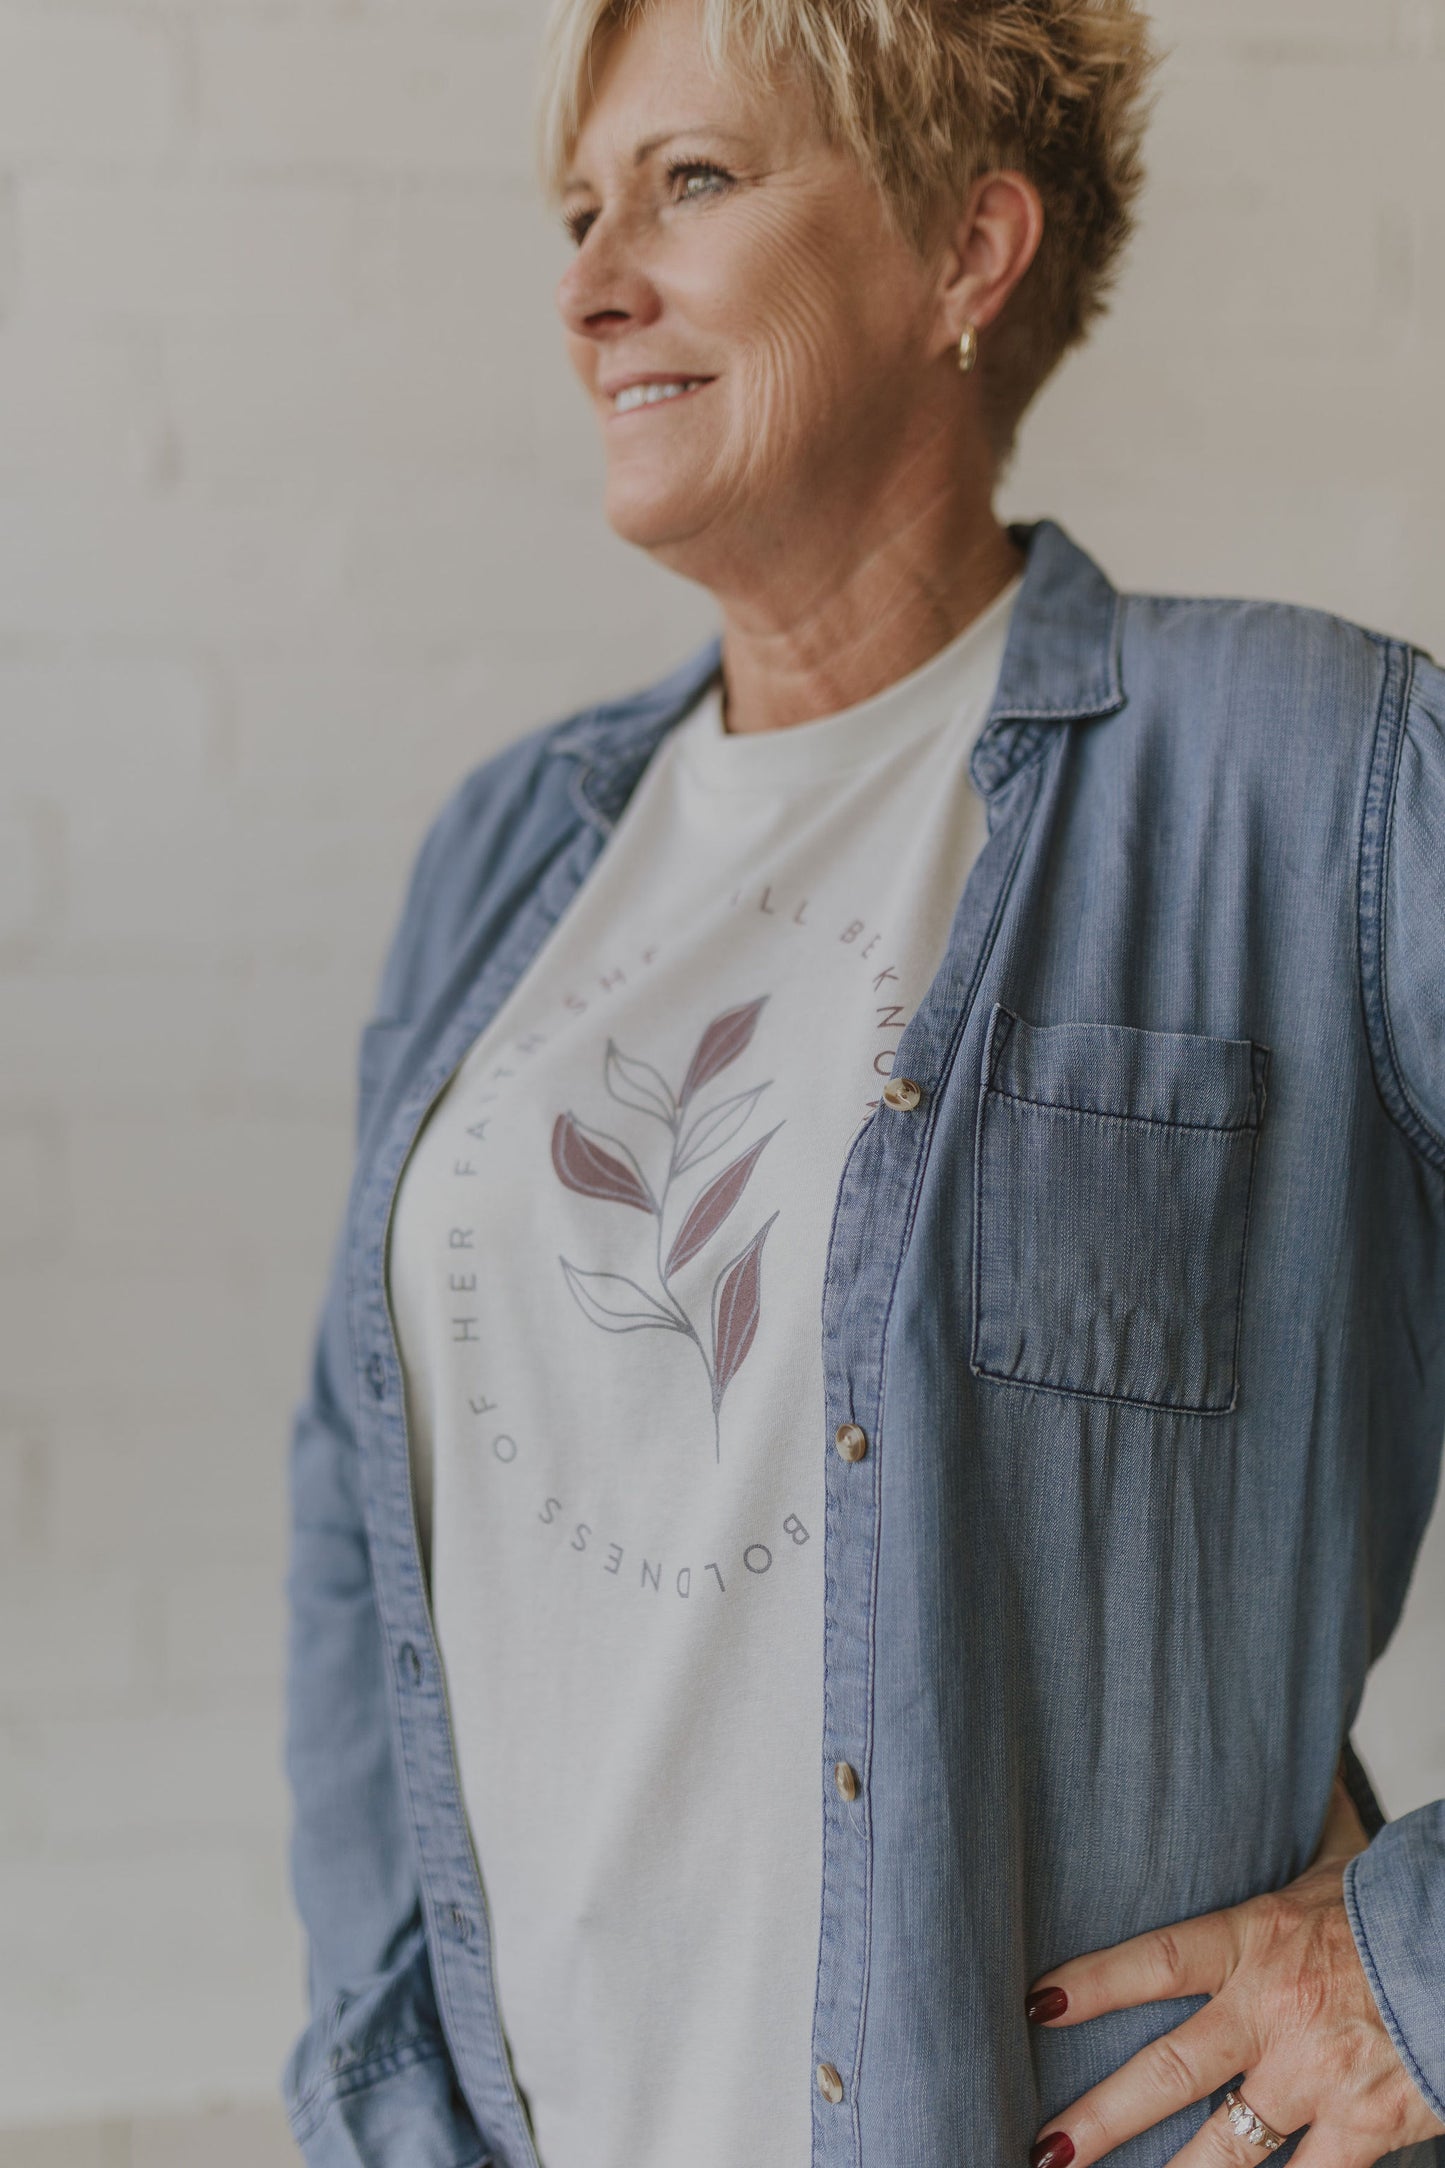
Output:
[1286, 2133, 1376, 2168]
[1157, 2078, 1306, 2168]
[1030, 2003, 1248, 2168]
[1028, 1909, 1243, 2027]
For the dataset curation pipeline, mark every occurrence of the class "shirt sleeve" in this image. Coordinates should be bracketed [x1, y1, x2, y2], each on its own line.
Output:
[1355, 645, 1445, 2126]
[1377, 649, 1445, 1160]
[281, 1209, 492, 2166]
[281, 791, 494, 2166]
[1344, 1810, 1445, 2126]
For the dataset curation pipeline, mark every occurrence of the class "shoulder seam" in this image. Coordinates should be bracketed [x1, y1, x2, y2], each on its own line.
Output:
[1122, 590, 1397, 648]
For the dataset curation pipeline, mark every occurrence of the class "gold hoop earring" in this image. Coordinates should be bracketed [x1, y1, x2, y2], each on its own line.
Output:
[957, 324, 979, 375]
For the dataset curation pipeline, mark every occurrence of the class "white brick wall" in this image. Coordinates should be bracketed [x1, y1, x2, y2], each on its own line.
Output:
[0, 0, 1440, 2142]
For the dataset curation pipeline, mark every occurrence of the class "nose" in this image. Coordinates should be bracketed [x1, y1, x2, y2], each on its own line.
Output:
[555, 215, 663, 351]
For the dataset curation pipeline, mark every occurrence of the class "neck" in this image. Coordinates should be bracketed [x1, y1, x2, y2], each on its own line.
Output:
[707, 489, 1024, 739]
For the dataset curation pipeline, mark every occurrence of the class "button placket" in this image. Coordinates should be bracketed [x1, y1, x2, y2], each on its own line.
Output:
[820, 1413, 870, 2115]
[808, 718, 1057, 2160]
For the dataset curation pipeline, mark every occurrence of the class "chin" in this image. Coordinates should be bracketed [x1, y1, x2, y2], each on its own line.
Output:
[603, 471, 713, 556]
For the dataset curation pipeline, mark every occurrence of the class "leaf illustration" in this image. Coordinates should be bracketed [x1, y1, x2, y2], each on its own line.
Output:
[674, 1083, 772, 1176]
[679, 996, 769, 1108]
[604, 1039, 677, 1125]
[711, 1211, 779, 1398]
[665, 1124, 782, 1277]
[551, 1111, 656, 1213]
[559, 1258, 683, 1335]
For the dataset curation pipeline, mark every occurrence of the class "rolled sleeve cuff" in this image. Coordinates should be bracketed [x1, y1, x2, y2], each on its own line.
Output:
[1343, 1801, 1445, 2128]
[287, 2037, 491, 2168]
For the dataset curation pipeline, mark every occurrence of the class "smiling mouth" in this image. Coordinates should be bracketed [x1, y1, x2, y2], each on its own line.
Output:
[608, 378, 713, 416]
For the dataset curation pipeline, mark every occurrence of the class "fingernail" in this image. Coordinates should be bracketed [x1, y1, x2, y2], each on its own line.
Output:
[1026, 1986, 1069, 2024]
[1030, 2135, 1076, 2168]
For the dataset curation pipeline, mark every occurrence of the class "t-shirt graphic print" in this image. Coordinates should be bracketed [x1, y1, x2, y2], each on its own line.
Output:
[552, 994, 781, 1468]
[386, 573, 1019, 2168]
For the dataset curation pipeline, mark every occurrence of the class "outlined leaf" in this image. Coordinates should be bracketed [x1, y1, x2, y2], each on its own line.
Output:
[551, 1111, 656, 1213]
[679, 996, 769, 1108]
[604, 1039, 677, 1125]
[711, 1211, 779, 1398]
[665, 1124, 782, 1277]
[674, 1083, 772, 1176]
[559, 1258, 683, 1335]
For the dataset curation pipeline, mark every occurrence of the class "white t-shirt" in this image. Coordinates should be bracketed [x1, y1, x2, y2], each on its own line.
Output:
[388, 575, 1020, 2168]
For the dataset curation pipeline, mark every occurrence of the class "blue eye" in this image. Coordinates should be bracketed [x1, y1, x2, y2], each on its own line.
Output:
[666, 159, 734, 201]
[562, 159, 734, 248]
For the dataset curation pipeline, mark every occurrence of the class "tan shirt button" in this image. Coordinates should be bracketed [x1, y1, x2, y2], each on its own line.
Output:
[881, 1075, 923, 1111]
[833, 1422, 868, 1463]
[834, 1760, 860, 1802]
[816, 2061, 845, 2104]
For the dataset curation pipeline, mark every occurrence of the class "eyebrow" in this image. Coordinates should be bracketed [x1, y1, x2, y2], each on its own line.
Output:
[562, 125, 751, 198]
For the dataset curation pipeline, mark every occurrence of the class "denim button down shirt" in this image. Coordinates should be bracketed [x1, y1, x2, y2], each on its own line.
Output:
[282, 520, 1445, 2168]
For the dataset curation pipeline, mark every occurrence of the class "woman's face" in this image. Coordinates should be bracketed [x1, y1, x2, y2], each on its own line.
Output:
[555, 0, 956, 581]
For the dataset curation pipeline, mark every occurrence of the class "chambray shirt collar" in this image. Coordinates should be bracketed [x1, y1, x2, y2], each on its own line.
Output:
[546, 516, 1127, 833]
[973, 514, 1128, 790]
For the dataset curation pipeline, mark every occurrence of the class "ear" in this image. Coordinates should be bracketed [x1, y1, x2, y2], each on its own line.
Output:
[934, 170, 1045, 358]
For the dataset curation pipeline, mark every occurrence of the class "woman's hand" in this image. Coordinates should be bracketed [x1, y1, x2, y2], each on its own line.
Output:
[1024, 1771, 1445, 2168]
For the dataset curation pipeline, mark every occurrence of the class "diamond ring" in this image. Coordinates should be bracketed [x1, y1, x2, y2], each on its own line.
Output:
[1224, 2089, 1286, 2152]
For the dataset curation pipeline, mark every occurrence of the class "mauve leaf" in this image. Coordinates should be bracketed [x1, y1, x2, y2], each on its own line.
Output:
[674, 1083, 771, 1176]
[664, 1124, 782, 1277]
[604, 1040, 677, 1125]
[679, 996, 769, 1108]
[711, 1211, 779, 1397]
[559, 1258, 682, 1336]
[551, 1111, 656, 1213]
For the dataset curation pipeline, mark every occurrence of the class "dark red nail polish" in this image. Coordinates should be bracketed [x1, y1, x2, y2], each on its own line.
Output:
[1030, 2135, 1076, 2168]
[1026, 1986, 1069, 2024]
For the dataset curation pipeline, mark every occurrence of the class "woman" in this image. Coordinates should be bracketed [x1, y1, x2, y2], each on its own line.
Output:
[280, 1, 1445, 2164]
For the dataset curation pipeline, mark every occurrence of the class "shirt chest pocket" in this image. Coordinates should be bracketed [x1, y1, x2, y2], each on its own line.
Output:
[970, 1005, 1270, 1416]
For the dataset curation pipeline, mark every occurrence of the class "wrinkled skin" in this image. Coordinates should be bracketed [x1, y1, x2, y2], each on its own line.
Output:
[1028, 1770, 1445, 2168]
[553, 0, 1041, 735]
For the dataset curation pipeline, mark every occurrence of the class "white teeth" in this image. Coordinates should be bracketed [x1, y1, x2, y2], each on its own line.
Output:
[613, 379, 703, 412]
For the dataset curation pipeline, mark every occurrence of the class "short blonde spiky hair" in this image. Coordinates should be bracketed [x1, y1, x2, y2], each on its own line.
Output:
[535, 0, 1160, 462]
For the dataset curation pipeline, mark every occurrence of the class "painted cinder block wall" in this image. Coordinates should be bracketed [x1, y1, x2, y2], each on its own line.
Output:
[1, 0, 1441, 2133]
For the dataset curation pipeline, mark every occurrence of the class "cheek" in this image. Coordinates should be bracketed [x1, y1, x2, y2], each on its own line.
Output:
[697, 212, 869, 455]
